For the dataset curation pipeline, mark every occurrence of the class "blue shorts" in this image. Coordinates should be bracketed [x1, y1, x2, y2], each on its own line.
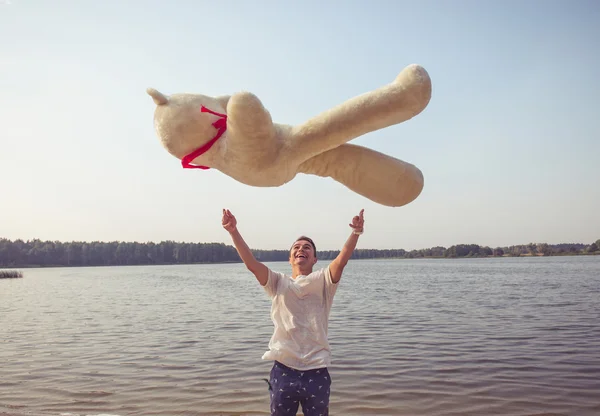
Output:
[266, 361, 332, 416]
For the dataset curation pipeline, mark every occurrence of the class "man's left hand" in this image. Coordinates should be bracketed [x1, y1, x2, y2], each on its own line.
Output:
[349, 209, 365, 234]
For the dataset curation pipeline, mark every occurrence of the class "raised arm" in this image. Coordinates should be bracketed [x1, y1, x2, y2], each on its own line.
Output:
[329, 209, 365, 283]
[222, 209, 269, 286]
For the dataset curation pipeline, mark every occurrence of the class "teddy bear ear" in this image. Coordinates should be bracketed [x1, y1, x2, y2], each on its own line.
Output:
[147, 88, 168, 105]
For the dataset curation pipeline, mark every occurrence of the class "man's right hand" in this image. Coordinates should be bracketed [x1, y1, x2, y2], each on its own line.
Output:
[221, 208, 269, 286]
[222, 209, 237, 233]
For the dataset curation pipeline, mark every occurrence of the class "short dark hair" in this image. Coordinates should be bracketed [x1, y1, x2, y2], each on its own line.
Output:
[291, 236, 316, 255]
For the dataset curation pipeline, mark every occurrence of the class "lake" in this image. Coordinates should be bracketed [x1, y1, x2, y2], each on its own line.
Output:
[1, 256, 599, 416]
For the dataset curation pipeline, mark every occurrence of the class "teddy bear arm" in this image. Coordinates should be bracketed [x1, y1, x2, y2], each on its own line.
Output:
[297, 144, 424, 207]
[226, 91, 276, 143]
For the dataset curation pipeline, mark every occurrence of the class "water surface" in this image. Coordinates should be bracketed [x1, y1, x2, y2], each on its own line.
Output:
[2, 256, 599, 415]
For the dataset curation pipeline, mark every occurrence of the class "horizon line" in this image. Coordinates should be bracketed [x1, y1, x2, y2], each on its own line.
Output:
[1, 236, 597, 252]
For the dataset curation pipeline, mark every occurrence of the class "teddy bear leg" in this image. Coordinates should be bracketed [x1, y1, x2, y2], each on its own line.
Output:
[290, 65, 431, 163]
[297, 143, 424, 207]
[226, 91, 277, 143]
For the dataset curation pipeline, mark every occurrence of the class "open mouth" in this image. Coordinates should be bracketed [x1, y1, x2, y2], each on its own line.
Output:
[295, 254, 307, 259]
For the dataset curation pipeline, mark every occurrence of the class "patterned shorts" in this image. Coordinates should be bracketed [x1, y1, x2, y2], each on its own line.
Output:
[266, 361, 332, 416]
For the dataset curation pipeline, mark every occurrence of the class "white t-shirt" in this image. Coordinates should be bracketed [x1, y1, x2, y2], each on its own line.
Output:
[261, 265, 339, 371]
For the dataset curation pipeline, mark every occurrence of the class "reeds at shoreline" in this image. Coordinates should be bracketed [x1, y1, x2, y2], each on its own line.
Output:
[0, 270, 23, 278]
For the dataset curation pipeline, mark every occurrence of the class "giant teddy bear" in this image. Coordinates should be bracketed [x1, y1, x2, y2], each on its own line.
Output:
[147, 64, 431, 207]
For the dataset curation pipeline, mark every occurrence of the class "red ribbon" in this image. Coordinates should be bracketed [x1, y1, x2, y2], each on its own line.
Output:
[181, 106, 228, 170]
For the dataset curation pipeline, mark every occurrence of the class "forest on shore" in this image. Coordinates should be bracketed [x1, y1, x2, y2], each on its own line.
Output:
[1, 238, 599, 268]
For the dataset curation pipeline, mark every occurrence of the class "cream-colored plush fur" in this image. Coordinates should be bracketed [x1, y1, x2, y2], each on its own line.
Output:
[147, 64, 431, 207]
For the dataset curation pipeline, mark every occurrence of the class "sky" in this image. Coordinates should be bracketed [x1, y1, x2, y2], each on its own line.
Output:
[1, 0, 599, 251]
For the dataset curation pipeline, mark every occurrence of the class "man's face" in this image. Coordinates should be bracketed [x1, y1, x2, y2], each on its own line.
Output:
[289, 239, 317, 267]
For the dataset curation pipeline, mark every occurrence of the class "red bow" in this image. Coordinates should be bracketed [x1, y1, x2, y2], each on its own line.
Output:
[181, 106, 228, 170]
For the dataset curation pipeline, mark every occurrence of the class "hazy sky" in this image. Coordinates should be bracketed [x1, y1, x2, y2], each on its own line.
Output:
[1, 0, 598, 251]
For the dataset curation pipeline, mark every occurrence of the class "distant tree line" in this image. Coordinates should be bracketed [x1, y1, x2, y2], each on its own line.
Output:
[0, 238, 598, 268]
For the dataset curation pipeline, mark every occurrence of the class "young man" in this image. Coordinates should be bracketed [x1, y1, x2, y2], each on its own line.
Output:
[221, 208, 365, 416]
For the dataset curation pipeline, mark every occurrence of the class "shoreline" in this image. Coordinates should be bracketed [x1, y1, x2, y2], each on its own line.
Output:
[2, 251, 598, 270]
